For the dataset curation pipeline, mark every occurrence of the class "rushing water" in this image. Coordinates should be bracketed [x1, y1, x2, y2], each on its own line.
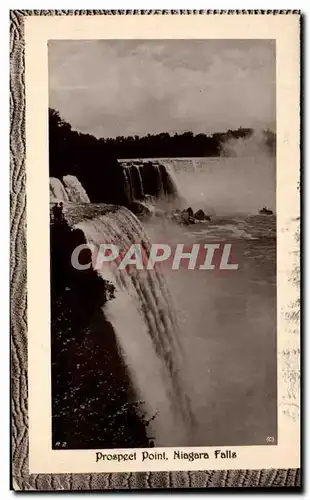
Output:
[120, 160, 179, 203]
[145, 212, 277, 445]
[135, 165, 145, 198]
[142, 155, 277, 445]
[74, 206, 194, 446]
[158, 156, 276, 215]
[50, 177, 69, 203]
[51, 153, 277, 447]
[63, 174, 90, 203]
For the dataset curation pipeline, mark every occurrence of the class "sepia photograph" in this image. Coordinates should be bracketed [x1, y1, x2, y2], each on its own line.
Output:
[48, 38, 277, 451]
[10, 12, 300, 488]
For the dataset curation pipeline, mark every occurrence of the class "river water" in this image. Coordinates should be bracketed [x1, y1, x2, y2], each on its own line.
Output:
[143, 155, 277, 446]
[52, 154, 277, 447]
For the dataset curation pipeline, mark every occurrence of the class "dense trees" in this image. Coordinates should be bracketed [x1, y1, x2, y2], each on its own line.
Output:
[49, 108, 276, 203]
[49, 108, 276, 163]
[49, 108, 128, 204]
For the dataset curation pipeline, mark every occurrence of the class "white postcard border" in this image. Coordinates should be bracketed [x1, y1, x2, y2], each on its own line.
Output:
[25, 13, 300, 474]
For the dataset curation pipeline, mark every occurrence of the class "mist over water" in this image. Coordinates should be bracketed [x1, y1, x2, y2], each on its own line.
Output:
[74, 207, 194, 446]
[51, 137, 277, 447]
[160, 135, 276, 216]
[145, 214, 276, 446]
[140, 138, 277, 445]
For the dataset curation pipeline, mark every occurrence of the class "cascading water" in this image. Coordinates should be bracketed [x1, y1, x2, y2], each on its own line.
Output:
[168, 158, 198, 174]
[160, 152, 276, 215]
[123, 165, 143, 201]
[50, 177, 69, 203]
[160, 162, 181, 198]
[63, 174, 91, 203]
[50, 138, 276, 449]
[154, 164, 164, 194]
[119, 160, 181, 202]
[74, 206, 194, 445]
[128, 167, 137, 199]
[123, 167, 133, 202]
[134, 165, 144, 198]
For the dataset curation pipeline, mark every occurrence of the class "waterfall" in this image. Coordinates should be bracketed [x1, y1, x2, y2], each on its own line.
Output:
[75, 206, 193, 445]
[154, 164, 164, 194]
[168, 158, 198, 173]
[159, 155, 276, 214]
[50, 177, 69, 203]
[123, 167, 133, 202]
[129, 166, 138, 200]
[134, 165, 144, 198]
[123, 165, 141, 201]
[119, 160, 181, 201]
[160, 161, 181, 197]
[63, 175, 90, 203]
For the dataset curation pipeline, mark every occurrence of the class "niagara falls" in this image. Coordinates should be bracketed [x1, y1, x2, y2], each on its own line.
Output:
[48, 38, 277, 451]
[49, 146, 276, 449]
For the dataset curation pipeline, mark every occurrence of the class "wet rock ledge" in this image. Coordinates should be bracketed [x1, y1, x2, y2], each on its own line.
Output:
[50, 205, 151, 449]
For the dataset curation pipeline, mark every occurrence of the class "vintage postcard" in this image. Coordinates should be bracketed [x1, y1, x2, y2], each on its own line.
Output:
[11, 10, 300, 490]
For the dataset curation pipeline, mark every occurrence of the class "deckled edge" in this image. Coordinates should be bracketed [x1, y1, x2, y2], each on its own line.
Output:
[10, 9, 301, 15]
[10, 9, 301, 491]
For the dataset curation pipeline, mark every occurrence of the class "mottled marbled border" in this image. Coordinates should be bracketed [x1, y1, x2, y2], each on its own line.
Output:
[10, 9, 301, 490]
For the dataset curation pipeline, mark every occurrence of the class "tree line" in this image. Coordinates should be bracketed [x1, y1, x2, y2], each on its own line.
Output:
[49, 107, 275, 202]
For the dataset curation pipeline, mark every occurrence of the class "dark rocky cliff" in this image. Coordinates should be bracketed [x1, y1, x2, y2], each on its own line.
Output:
[50, 211, 151, 449]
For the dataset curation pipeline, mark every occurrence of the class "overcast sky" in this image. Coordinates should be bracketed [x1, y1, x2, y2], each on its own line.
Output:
[49, 39, 275, 139]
